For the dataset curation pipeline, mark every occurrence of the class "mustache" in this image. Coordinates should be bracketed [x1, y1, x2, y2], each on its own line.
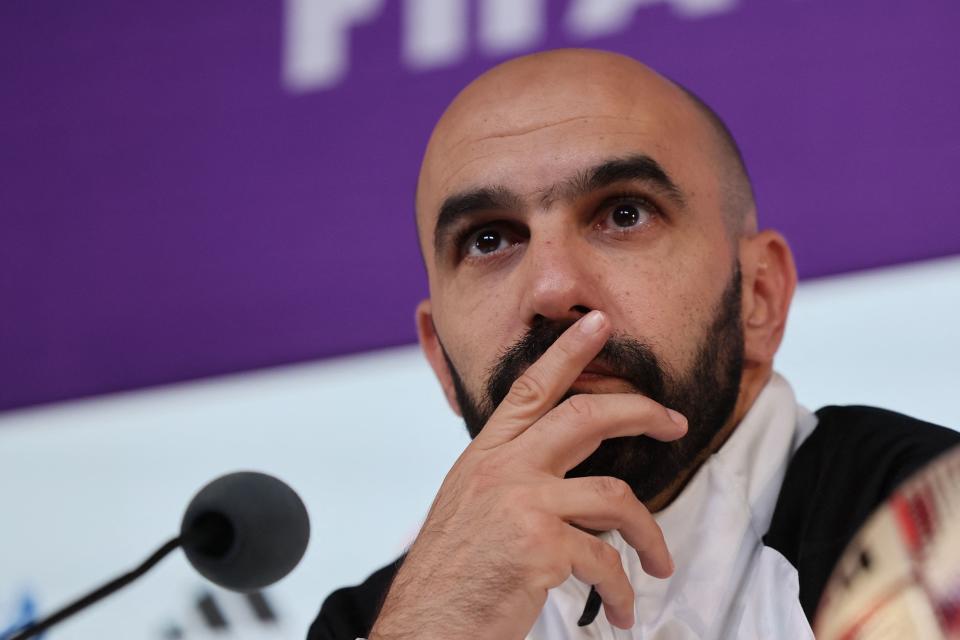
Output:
[484, 317, 667, 411]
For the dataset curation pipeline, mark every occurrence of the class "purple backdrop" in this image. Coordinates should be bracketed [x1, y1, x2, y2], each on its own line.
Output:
[2, 0, 959, 412]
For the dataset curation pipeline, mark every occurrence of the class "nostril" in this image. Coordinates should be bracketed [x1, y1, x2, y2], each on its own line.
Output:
[571, 305, 592, 316]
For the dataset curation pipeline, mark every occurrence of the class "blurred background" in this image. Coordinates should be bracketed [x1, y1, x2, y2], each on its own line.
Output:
[2, 0, 959, 638]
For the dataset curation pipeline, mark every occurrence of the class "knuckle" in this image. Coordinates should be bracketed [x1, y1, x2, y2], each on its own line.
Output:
[624, 393, 656, 417]
[462, 459, 503, 495]
[601, 544, 622, 571]
[506, 372, 547, 406]
[502, 484, 537, 510]
[518, 511, 548, 539]
[631, 393, 657, 412]
[625, 398, 657, 426]
[514, 512, 554, 553]
[562, 394, 594, 420]
[535, 548, 572, 588]
[592, 476, 633, 503]
[588, 538, 620, 570]
[543, 563, 571, 588]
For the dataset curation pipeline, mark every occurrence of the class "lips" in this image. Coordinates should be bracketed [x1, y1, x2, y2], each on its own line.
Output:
[574, 360, 639, 393]
[580, 360, 619, 377]
[573, 365, 634, 393]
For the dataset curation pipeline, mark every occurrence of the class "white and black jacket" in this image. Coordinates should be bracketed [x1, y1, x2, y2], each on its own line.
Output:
[309, 399, 960, 639]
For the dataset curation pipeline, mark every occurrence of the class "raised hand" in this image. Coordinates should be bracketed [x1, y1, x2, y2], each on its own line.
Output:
[369, 311, 688, 640]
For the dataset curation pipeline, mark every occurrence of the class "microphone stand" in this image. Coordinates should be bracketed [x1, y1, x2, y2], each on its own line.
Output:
[6, 537, 182, 640]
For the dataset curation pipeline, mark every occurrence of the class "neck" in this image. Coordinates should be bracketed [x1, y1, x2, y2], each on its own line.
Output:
[646, 362, 772, 513]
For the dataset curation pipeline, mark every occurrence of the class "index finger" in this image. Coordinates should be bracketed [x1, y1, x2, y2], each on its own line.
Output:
[474, 310, 611, 449]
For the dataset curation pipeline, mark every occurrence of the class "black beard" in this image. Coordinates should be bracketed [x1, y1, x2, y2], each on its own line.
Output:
[441, 264, 745, 503]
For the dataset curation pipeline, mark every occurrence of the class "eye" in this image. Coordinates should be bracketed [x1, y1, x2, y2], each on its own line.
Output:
[464, 226, 516, 258]
[609, 202, 651, 228]
[597, 197, 658, 233]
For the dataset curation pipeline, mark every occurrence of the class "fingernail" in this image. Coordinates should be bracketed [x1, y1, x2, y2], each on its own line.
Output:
[666, 409, 687, 429]
[579, 311, 605, 334]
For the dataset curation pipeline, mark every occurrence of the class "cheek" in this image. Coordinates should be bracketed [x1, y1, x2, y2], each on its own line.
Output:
[604, 255, 721, 372]
[616, 291, 706, 372]
[434, 294, 517, 396]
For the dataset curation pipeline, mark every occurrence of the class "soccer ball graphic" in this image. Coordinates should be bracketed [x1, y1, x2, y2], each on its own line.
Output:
[815, 445, 960, 639]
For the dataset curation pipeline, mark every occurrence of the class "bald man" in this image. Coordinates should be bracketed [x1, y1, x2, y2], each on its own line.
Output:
[308, 50, 958, 640]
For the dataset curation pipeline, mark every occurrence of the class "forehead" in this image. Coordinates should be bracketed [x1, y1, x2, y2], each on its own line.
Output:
[416, 72, 718, 251]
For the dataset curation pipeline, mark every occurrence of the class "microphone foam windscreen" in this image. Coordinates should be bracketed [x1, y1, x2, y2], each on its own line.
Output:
[181, 471, 310, 592]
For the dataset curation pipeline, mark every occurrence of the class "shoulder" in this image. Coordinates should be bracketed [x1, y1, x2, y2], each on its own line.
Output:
[764, 405, 960, 620]
[307, 555, 405, 640]
[785, 406, 960, 516]
[804, 405, 959, 468]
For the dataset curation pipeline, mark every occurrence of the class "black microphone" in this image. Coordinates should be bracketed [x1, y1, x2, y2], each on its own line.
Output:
[181, 471, 311, 591]
[6, 471, 310, 640]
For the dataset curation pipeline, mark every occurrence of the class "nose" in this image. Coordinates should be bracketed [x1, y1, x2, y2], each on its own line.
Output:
[520, 233, 600, 326]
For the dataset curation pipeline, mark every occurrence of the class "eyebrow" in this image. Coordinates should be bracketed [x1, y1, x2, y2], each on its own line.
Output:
[433, 154, 685, 255]
[433, 186, 525, 254]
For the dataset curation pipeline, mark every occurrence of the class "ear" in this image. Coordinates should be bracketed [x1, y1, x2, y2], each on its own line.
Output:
[738, 230, 797, 366]
[415, 299, 463, 416]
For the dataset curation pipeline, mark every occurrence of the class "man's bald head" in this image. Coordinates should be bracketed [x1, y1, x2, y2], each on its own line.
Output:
[676, 83, 756, 235]
[413, 49, 798, 509]
[416, 49, 756, 251]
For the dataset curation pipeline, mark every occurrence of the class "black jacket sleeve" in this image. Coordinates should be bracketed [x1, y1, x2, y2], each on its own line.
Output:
[762, 405, 960, 621]
[307, 555, 404, 640]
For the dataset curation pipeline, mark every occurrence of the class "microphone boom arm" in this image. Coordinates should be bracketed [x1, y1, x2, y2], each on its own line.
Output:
[6, 537, 182, 640]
